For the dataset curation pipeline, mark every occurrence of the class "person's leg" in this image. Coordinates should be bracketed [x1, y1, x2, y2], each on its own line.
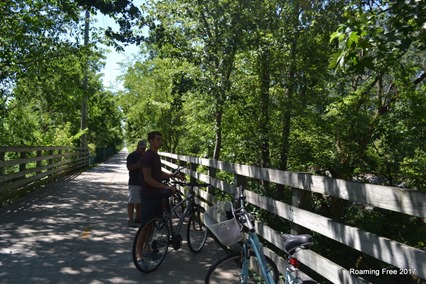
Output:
[128, 203, 134, 218]
[137, 196, 163, 260]
[140, 196, 162, 227]
[134, 186, 142, 223]
[134, 202, 141, 223]
[128, 185, 140, 227]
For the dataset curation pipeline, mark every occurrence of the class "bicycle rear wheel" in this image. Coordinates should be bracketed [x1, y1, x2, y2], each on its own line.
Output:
[187, 208, 208, 253]
[205, 251, 279, 284]
[132, 218, 169, 273]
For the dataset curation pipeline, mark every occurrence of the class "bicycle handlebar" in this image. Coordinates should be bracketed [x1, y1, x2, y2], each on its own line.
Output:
[167, 167, 211, 188]
[172, 166, 186, 175]
[234, 206, 256, 232]
[170, 180, 211, 188]
[233, 186, 256, 232]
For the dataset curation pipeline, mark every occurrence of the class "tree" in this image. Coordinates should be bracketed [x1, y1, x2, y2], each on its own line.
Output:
[119, 52, 199, 152]
[1, 0, 130, 151]
[327, 0, 426, 186]
[145, 0, 249, 160]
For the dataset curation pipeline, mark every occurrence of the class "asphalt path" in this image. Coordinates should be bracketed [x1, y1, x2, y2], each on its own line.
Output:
[0, 149, 226, 284]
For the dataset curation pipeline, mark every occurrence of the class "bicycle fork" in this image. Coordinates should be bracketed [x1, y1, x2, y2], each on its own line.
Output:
[240, 236, 276, 284]
[240, 243, 250, 284]
[250, 235, 276, 284]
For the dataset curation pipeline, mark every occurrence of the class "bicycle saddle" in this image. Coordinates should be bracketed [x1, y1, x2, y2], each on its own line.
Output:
[281, 234, 313, 255]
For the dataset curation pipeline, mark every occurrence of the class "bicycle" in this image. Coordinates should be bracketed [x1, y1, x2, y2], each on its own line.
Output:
[204, 186, 315, 284]
[204, 186, 280, 283]
[132, 179, 210, 273]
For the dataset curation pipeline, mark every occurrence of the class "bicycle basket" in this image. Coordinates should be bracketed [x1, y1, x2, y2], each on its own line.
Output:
[204, 201, 243, 246]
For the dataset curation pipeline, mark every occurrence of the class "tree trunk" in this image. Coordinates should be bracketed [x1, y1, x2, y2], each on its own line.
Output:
[213, 105, 223, 161]
[258, 45, 271, 191]
[277, 2, 299, 200]
[259, 46, 271, 170]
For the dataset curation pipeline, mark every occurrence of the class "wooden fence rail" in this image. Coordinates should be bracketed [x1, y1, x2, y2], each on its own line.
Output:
[159, 152, 426, 284]
[0, 146, 89, 205]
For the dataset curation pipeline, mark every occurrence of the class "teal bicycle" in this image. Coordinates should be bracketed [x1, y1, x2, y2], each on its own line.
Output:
[204, 186, 314, 284]
[204, 187, 279, 283]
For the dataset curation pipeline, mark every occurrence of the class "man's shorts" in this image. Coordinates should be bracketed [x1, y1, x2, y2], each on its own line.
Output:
[128, 185, 141, 203]
[140, 195, 164, 227]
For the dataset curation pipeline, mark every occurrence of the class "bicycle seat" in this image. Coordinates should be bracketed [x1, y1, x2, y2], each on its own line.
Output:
[281, 234, 313, 255]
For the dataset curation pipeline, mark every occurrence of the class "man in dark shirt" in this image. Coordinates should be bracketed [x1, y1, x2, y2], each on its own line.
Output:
[135, 131, 185, 265]
[126, 140, 146, 227]
[139, 131, 184, 227]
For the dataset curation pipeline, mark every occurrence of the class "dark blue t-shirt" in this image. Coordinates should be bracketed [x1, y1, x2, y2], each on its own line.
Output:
[126, 151, 142, 185]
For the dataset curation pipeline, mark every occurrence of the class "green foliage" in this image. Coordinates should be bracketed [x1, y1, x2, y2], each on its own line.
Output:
[118, 54, 200, 152]
[1, 0, 124, 154]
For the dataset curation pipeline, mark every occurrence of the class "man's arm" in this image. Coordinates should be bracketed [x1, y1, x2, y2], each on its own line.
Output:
[126, 153, 141, 171]
[143, 167, 174, 189]
[127, 162, 140, 171]
[160, 171, 184, 180]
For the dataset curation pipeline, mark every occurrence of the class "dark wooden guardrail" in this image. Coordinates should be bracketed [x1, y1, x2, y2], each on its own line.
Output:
[0, 146, 89, 206]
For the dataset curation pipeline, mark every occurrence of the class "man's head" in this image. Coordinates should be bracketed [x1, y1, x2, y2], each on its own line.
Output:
[147, 131, 163, 151]
[136, 140, 147, 153]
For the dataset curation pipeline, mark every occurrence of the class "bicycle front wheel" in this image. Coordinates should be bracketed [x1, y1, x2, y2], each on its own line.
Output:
[205, 251, 279, 284]
[187, 209, 208, 253]
[132, 218, 170, 273]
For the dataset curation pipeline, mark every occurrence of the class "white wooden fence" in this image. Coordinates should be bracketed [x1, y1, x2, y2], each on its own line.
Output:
[159, 152, 426, 284]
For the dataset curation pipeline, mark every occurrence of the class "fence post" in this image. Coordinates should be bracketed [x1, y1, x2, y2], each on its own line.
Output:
[0, 148, 5, 176]
[291, 172, 313, 235]
[19, 151, 26, 173]
[36, 150, 42, 174]
[189, 161, 196, 184]
[48, 149, 53, 165]
[233, 173, 247, 195]
[177, 158, 191, 198]
[83, 147, 89, 167]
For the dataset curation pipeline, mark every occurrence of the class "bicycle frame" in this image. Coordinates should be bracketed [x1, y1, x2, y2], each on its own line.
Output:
[167, 189, 195, 235]
[166, 181, 207, 236]
[235, 188, 276, 284]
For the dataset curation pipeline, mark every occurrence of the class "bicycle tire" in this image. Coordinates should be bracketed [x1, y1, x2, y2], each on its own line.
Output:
[205, 251, 279, 284]
[132, 218, 169, 273]
[187, 209, 208, 253]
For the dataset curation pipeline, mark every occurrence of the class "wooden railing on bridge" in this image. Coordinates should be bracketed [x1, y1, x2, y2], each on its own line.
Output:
[159, 152, 426, 284]
[0, 146, 89, 205]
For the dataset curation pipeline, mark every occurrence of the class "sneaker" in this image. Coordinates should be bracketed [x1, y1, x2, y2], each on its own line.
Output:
[143, 251, 163, 261]
[128, 220, 138, 228]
